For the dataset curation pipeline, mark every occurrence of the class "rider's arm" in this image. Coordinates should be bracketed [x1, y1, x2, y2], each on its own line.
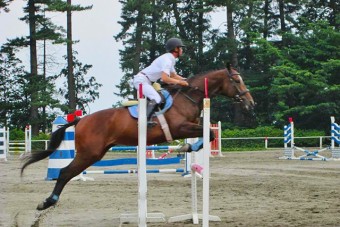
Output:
[161, 72, 188, 86]
[170, 72, 186, 80]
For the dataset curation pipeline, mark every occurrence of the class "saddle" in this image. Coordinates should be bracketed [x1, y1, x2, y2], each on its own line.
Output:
[122, 83, 174, 142]
[122, 83, 173, 118]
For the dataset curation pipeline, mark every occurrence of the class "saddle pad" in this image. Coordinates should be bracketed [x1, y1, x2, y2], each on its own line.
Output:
[128, 89, 173, 118]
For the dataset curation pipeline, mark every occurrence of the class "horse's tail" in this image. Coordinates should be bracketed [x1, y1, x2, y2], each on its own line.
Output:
[21, 118, 81, 176]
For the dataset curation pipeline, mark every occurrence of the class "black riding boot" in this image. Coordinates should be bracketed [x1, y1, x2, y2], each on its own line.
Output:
[146, 99, 158, 127]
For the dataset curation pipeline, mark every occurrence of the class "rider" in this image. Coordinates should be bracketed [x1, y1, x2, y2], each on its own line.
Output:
[133, 37, 189, 126]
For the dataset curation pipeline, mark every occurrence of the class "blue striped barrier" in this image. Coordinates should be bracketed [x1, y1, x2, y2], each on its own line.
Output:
[110, 145, 180, 151]
[331, 123, 340, 145]
[283, 125, 292, 144]
[46, 116, 75, 180]
[92, 157, 181, 167]
[83, 168, 184, 174]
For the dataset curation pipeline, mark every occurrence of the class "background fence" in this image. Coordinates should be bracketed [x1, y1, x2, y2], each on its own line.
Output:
[21, 136, 334, 153]
[220, 136, 332, 151]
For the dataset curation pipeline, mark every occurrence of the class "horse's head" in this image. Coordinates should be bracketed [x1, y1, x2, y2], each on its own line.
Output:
[222, 66, 255, 115]
[183, 67, 255, 116]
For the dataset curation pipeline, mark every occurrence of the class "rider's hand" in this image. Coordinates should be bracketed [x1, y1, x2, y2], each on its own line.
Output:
[178, 80, 189, 86]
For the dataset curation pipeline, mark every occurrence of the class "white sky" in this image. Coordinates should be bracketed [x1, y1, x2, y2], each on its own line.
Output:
[0, 1, 226, 113]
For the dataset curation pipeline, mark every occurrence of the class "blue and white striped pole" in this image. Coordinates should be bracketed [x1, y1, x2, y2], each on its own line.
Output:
[46, 116, 75, 181]
[331, 116, 340, 159]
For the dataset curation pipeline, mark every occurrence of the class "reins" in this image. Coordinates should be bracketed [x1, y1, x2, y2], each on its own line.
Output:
[165, 68, 250, 106]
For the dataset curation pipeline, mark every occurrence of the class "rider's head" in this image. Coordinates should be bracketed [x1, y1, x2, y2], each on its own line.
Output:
[165, 38, 185, 57]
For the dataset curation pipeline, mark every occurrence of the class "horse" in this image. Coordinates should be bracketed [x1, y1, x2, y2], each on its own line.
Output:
[21, 66, 255, 210]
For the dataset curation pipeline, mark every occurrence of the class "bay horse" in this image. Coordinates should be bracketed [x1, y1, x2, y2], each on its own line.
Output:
[21, 66, 255, 210]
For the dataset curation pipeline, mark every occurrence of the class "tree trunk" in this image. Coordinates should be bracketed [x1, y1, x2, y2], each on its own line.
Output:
[329, 0, 338, 29]
[226, 3, 238, 67]
[263, 0, 269, 39]
[278, 0, 286, 32]
[172, 3, 187, 41]
[244, 1, 254, 69]
[197, 1, 204, 71]
[42, 37, 47, 133]
[67, 0, 76, 112]
[150, 0, 157, 62]
[28, 0, 39, 135]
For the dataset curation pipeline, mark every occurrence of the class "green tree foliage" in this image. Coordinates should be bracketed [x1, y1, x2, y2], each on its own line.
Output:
[1, 0, 98, 133]
[0, 43, 27, 128]
[2, 1, 339, 134]
[115, 0, 213, 100]
[114, 1, 339, 131]
[0, 0, 13, 13]
[56, 52, 101, 115]
[270, 21, 340, 130]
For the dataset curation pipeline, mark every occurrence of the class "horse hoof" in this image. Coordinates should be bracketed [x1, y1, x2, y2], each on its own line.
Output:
[36, 198, 57, 210]
[178, 143, 192, 153]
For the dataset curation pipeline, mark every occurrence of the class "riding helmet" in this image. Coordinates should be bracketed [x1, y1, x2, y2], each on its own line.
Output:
[165, 38, 185, 52]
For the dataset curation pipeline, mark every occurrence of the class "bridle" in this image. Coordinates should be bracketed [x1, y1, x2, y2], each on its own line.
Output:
[226, 68, 250, 103]
[172, 68, 250, 105]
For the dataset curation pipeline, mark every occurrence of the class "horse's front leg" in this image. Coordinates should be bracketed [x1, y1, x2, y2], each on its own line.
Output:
[177, 122, 215, 152]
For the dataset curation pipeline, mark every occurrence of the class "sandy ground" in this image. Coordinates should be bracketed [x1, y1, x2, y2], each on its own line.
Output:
[1, 150, 340, 227]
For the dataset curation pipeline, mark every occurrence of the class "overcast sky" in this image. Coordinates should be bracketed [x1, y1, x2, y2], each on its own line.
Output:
[1, 1, 225, 113]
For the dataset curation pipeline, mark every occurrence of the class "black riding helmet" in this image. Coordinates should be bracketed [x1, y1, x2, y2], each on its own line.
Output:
[165, 38, 185, 52]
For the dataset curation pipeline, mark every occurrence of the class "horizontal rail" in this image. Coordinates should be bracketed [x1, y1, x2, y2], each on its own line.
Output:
[15, 135, 335, 152]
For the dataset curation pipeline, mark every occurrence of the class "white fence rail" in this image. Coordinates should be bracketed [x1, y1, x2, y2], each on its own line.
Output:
[221, 136, 332, 149]
[19, 136, 334, 152]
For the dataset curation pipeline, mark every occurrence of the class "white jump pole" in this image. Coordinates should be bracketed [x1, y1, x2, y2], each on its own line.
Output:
[120, 84, 165, 226]
[202, 80, 210, 227]
[202, 78, 221, 226]
[138, 83, 147, 227]
[169, 78, 221, 226]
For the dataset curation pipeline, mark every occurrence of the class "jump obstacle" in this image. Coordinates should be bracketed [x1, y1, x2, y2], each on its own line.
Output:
[210, 121, 223, 157]
[45, 132, 187, 180]
[46, 116, 76, 180]
[331, 116, 340, 159]
[0, 127, 7, 161]
[168, 78, 221, 226]
[119, 84, 166, 225]
[46, 115, 222, 180]
[0, 125, 31, 161]
[139, 121, 222, 159]
[280, 117, 340, 161]
[119, 81, 221, 226]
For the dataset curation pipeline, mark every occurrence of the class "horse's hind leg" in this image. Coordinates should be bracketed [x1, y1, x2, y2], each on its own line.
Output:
[37, 151, 104, 210]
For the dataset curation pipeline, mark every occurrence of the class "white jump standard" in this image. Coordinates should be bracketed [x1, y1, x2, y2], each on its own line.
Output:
[331, 116, 340, 159]
[169, 78, 221, 226]
[119, 84, 166, 226]
[0, 127, 8, 161]
[280, 117, 340, 161]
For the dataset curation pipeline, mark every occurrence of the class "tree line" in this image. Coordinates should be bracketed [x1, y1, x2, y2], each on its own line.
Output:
[1, 0, 339, 136]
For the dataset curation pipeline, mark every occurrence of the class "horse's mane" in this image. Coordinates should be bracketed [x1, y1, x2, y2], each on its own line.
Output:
[188, 68, 226, 80]
[162, 68, 227, 94]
